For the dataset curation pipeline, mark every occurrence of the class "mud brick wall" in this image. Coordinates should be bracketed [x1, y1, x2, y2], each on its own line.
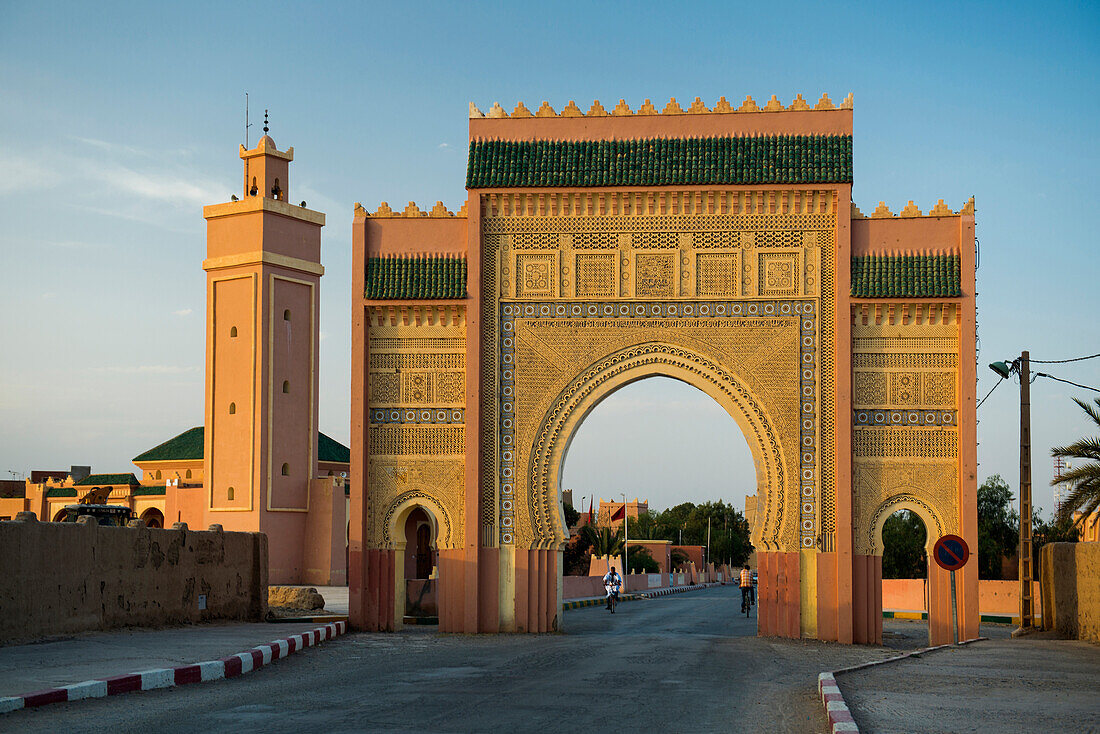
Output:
[1041, 542, 1100, 642]
[0, 515, 267, 644]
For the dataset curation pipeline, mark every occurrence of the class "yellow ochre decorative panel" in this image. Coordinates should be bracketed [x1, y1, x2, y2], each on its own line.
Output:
[481, 195, 839, 553]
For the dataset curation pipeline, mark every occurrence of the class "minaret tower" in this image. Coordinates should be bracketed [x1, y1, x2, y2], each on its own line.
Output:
[201, 115, 325, 582]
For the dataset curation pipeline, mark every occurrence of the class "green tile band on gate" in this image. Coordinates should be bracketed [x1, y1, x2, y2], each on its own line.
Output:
[365, 255, 467, 300]
[467, 135, 853, 188]
[851, 253, 961, 298]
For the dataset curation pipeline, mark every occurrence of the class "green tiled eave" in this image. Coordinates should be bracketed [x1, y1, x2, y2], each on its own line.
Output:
[851, 253, 961, 298]
[318, 432, 351, 464]
[365, 255, 467, 300]
[46, 488, 78, 498]
[133, 486, 167, 496]
[132, 426, 204, 462]
[466, 134, 853, 188]
[75, 473, 140, 487]
[132, 427, 349, 464]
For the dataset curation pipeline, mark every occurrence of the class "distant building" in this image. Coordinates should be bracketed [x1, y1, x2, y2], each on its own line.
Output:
[596, 498, 648, 529]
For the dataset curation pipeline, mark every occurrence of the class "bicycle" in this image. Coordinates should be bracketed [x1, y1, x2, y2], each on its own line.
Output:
[605, 586, 619, 614]
[740, 588, 752, 617]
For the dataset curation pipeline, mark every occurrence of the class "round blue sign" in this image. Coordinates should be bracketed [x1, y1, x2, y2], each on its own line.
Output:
[933, 534, 969, 571]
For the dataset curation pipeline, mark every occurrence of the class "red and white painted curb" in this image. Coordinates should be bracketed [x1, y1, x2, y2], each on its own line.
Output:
[0, 620, 347, 715]
[818, 672, 859, 733]
[817, 637, 988, 732]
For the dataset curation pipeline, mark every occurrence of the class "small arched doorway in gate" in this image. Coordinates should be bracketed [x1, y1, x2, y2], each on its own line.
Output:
[394, 504, 440, 625]
[140, 508, 164, 529]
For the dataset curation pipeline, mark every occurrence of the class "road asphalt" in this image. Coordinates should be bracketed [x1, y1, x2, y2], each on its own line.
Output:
[2, 585, 1094, 733]
[4, 586, 895, 733]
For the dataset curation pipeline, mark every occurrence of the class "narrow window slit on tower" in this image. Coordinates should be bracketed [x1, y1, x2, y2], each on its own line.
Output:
[230, 326, 238, 337]
[282, 380, 290, 393]
[227, 487, 234, 501]
[281, 463, 289, 476]
[229, 402, 236, 415]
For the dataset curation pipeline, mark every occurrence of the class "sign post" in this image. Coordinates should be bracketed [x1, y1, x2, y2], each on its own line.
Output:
[933, 534, 970, 644]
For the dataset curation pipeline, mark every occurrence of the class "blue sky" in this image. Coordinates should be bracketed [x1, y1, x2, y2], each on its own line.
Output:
[1, 1, 1097, 517]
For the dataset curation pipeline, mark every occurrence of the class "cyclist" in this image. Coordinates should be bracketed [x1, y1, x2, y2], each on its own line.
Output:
[603, 567, 622, 610]
[739, 564, 754, 615]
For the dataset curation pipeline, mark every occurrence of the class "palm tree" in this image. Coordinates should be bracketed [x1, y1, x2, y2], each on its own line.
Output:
[1051, 397, 1100, 528]
[581, 524, 624, 560]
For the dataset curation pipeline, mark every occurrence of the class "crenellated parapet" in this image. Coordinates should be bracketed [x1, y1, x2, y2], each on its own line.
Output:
[853, 197, 976, 219]
[355, 201, 469, 218]
[470, 93, 853, 119]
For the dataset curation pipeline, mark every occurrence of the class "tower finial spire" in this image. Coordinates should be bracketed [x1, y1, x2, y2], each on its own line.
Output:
[263, 109, 269, 136]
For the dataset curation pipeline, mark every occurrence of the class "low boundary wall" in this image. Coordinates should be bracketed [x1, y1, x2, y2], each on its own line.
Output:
[0, 514, 267, 644]
[1041, 542, 1100, 641]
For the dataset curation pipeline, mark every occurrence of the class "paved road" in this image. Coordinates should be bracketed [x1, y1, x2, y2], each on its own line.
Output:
[4, 586, 892, 734]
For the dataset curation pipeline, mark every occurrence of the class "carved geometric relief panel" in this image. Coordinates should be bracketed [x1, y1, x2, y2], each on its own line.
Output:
[369, 372, 400, 404]
[922, 371, 955, 406]
[434, 371, 465, 405]
[402, 371, 430, 403]
[854, 371, 888, 405]
[515, 251, 557, 298]
[574, 253, 617, 297]
[890, 372, 920, 406]
[695, 251, 740, 297]
[758, 251, 799, 297]
[634, 251, 677, 297]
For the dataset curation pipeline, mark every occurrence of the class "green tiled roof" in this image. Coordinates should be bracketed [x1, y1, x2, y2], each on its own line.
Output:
[466, 135, 853, 188]
[365, 255, 466, 300]
[133, 426, 204, 463]
[131, 427, 349, 465]
[318, 432, 351, 464]
[133, 486, 167, 496]
[75, 473, 140, 487]
[851, 253, 961, 298]
[46, 487, 78, 498]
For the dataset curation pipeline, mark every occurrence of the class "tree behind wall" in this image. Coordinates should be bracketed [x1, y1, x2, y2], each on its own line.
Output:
[977, 474, 1019, 579]
[627, 545, 660, 573]
[882, 510, 927, 578]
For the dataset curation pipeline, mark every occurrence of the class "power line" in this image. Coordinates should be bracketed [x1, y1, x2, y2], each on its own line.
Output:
[1030, 352, 1100, 364]
[1035, 372, 1100, 394]
[977, 376, 1005, 409]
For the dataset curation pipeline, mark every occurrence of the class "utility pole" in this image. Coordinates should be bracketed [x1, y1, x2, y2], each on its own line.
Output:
[706, 516, 711, 570]
[621, 493, 628, 576]
[1019, 351, 1034, 631]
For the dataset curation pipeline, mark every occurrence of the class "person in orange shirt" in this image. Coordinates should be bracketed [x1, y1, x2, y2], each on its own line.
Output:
[739, 564, 754, 615]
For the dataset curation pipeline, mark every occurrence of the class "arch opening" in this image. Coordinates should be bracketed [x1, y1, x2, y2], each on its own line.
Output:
[878, 504, 937, 647]
[530, 342, 789, 556]
[559, 375, 758, 580]
[140, 508, 164, 529]
[390, 503, 441, 627]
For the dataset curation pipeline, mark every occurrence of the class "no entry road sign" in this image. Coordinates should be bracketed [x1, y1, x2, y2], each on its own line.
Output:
[933, 534, 969, 572]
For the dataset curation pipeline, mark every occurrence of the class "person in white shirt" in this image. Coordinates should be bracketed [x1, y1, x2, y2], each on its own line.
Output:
[602, 568, 622, 609]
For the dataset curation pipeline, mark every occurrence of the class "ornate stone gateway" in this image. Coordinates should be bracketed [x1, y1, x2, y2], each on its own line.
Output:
[349, 94, 978, 644]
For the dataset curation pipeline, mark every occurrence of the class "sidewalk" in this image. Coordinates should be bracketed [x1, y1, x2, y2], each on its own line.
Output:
[833, 628, 1100, 732]
[0, 620, 334, 700]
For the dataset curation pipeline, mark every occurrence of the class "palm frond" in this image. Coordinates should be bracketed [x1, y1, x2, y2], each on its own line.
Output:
[1050, 437, 1100, 462]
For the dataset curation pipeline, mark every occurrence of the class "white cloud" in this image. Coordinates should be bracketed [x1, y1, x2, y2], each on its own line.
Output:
[438, 143, 451, 150]
[0, 153, 62, 194]
[172, 308, 193, 317]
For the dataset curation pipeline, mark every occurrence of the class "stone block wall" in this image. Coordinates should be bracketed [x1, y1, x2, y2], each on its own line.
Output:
[0, 514, 267, 644]
[1041, 542, 1100, 642]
